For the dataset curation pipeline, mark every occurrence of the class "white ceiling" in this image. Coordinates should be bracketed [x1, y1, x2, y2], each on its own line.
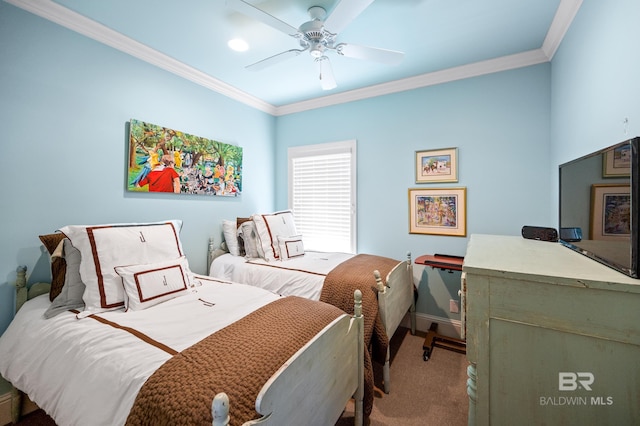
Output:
[7, 0, 582, 115]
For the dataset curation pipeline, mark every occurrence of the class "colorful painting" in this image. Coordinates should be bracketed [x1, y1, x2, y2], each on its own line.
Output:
[127, 119, 242, 196]
[408, 187, 466, 236]
[415, 148, 458, 183]
[591, 184, 630, 240]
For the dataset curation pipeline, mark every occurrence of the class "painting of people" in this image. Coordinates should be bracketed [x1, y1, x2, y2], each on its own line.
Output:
[408, 187, 466, 236]
[127, 119, 242, 196]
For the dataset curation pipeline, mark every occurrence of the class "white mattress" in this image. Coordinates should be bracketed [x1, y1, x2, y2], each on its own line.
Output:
[0, 276, 279, 426]
[209, 251, 354, 300]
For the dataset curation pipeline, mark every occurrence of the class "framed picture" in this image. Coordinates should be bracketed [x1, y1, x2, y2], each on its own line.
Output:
[409, 187, 466, 236]
[602, 144, 630, 177]
[590, 184, 631, 240]
[415, 147, 458, 183]
[127, 119, 242, 196]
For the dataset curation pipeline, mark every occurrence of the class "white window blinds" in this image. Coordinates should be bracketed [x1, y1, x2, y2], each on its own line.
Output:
[288, 140, 356, 253]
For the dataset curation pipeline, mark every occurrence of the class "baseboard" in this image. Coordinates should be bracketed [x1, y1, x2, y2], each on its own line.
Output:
[401, 312, 463, 340]
[0, 390, 39, 425]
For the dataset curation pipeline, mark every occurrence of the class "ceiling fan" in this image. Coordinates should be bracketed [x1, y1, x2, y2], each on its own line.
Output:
[227, 0, 405, 90]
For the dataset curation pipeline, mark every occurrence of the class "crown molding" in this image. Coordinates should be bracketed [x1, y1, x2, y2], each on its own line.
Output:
[542, 0, 583, 59]
[275, 49, 550, 116]
[4, 0, 277, 115]
[6, 0, 579, 117]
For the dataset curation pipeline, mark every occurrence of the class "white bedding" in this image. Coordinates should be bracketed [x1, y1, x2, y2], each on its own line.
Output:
[0, 276, 279, 426]
[209, 251, 354, 300]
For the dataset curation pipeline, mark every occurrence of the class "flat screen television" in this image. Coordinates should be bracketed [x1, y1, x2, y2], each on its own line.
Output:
[558, 136, 640, 278]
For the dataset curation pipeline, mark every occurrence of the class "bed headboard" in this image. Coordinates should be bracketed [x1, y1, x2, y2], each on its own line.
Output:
[15, 265, 51, 313]
[207, 237, 229, 275]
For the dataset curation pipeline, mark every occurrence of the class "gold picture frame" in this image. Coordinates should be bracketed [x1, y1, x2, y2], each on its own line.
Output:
[415, 147, 458, 183]
[590, 184, 631, 240]
[409, 187, 467, 236]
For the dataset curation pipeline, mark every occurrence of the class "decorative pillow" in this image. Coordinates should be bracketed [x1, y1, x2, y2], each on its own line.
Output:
[235, 217, 251, 256]
[58, 220, 184, 317]
[237, 217, 251, 227]
[252, 210, 298, 261]
[44, 239, 85, 318]
[237, 220, 261, 259]
[115, 256, 191, 311]
[277, 235, 305, 260]
[222, 220, 240, 256]
[38, 233, 67, 301]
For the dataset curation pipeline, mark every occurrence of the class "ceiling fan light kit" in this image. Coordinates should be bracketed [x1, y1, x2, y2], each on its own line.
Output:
[227, 0, 405, 90]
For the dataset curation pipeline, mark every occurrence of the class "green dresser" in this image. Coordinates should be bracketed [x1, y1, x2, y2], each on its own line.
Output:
[463, 234, 640, 426]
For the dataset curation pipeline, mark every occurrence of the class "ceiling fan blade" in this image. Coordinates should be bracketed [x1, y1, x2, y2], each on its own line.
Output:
[336, 43, 405, 65]
[324, 0, 375, 34]
[246, 49, 306, 71]
[226, 0, 299, 36]
[316, 56, 337, 91]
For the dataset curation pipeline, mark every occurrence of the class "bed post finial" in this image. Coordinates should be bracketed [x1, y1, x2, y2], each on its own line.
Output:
[15, 265, 27, 288]
[207, 237, 215, 275]
[15, 265, 27, 314]
[353, 289, 362, 318]
[353, 289, 364, 426]
[212, 392, 230, 426]
[373, 270, 386, 293]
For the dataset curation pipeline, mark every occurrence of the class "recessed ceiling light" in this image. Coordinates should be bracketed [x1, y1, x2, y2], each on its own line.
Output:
[228, 38, 249, 52]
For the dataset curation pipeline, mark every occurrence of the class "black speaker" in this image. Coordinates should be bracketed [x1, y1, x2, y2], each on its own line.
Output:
[521, 226, 558, 242]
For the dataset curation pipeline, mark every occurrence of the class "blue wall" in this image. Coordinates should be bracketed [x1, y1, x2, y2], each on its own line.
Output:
[0, 3, 275, 333]
[551, 0, 640, 167]
[275, 64, 553, 322]
[1, 0, 639, 336]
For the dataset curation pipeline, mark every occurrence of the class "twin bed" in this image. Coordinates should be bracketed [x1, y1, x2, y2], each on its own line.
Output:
[0, 221, 366, 425]
[209, 211, 417, 394]
[0, 212, 416, 425]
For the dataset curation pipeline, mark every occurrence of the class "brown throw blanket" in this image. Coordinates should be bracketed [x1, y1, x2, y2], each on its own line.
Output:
[126, 296, 344, 426]
[320, 253, 400, 417]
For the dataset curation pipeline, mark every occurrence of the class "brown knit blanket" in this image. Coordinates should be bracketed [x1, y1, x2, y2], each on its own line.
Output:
[320, 253, 400, 416]
[126, 296, 344, 426]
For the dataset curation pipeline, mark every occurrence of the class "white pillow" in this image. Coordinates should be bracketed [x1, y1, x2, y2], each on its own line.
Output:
[237, 220, 261, 259]
[58, 220, 184, 317]
[222, 220, 240, 256]
[278, 235, 305, 260]
[251, 210, 298, 261]
[115, 256, 191, 311]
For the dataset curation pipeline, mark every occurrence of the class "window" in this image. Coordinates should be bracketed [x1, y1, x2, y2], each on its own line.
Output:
[288, 140, 356, 253]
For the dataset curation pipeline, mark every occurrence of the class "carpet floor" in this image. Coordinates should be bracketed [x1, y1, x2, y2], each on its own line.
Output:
[337, 327, 468, 426]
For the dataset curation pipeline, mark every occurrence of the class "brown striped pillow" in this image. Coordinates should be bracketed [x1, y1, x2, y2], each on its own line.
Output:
[39, 233, 66, 301]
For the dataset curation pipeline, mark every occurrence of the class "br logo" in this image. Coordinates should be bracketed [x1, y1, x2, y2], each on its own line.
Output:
[559, 372, 594, 391]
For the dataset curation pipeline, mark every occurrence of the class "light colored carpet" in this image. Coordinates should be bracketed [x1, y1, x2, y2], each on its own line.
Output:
[337, 327, 469, 426]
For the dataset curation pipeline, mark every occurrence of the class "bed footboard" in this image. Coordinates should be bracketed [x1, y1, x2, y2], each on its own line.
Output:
[374, 252, 416, 394]
[211, 290, 365, 426]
